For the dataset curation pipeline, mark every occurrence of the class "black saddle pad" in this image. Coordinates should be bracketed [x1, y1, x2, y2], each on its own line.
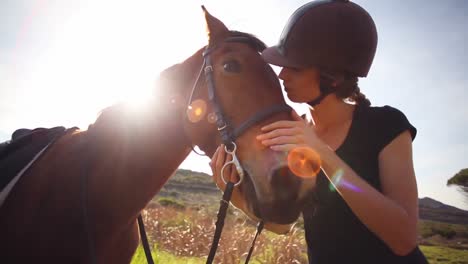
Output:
[0, 127, 71, 192]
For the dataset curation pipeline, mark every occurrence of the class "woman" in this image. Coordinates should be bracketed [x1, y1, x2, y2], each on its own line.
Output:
[211, 0, 428, 263]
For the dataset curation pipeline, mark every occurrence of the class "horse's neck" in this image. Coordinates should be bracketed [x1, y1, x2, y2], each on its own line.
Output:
[87, 102, 191, 226]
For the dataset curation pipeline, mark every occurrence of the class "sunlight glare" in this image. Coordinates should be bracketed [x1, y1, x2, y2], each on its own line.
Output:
[187, 99, 207, 123]
[287, 146, 321, 178]
[17, 1, 206, 130]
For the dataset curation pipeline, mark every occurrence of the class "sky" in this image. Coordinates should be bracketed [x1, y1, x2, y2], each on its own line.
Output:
[1, 0, 467, 210]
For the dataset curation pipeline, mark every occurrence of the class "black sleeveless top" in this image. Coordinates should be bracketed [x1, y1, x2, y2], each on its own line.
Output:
[303, 105, 428, 264]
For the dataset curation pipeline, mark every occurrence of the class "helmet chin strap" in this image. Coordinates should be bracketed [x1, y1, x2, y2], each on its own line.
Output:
[307, 73, 337, 107]
[307, 85, 333, 107]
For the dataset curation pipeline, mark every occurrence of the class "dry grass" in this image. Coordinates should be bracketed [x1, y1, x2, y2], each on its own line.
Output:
[140, 205, 308, 264]
[138, 203, 468, 263]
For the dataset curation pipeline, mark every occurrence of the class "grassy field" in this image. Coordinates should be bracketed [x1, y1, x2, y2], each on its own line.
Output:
[420, 246, 468, 264]
[131, 246, 204, 264]
[131, 170, 468, 263]
[129, 204, 468, 264]
[132, 246, 468, 264]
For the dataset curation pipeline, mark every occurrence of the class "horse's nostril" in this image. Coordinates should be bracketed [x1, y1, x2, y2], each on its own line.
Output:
[270, 166, 301, 201]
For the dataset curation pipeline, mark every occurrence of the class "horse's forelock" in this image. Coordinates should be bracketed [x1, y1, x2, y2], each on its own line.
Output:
[159, 32, 264, 85]
[157, 32, 266, 98]
[228, 31, 267, 52]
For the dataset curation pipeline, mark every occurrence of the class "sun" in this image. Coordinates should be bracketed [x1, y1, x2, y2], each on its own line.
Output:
[17, 1, 206, 130]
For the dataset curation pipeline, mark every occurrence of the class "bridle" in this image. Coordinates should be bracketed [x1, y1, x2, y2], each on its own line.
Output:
[82, 35, 292, 264]
[186, 36, 292, 156]
[184, 35, 292, 264]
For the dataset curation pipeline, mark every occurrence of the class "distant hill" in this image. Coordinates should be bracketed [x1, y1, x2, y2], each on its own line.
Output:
[419, 197, 468, 225]
[156, 169, 220, 208]
[161, 169, 468, 225]
[161, 169, 218, 193]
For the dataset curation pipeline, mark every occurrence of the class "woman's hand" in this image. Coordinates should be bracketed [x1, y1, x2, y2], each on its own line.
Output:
[257, 110, 323, 152]
[210, 144, 247, 212]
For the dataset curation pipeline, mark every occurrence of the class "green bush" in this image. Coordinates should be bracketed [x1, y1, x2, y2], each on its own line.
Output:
[435, 228, 457, 239]
[420, 221, 459, 239]
[447, 168, 468, 186]
[158, 197, 186, 210]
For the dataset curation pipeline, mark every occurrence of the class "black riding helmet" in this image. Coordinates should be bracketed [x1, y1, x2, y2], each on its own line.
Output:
[262, 0, 378, 106]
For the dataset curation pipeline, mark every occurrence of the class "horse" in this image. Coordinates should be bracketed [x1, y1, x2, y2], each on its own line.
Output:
[0, 7, 314, 263]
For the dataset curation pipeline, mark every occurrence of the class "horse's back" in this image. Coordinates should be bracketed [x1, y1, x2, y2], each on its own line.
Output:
[0, 127, 69, 192]
[0, 127, 141, 263]
[0, 127, 89, 262]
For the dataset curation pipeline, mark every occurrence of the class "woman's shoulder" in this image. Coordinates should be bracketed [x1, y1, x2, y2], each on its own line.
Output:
[360, 105, 412, 128]
[357, 104, 417, 150]
[360, 104, 406, 120]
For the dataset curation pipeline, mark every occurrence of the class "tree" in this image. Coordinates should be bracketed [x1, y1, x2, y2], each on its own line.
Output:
[447, 168, 468, 205]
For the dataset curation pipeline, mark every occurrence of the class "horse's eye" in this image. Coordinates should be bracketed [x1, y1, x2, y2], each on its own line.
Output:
[223, 60, 241, 73]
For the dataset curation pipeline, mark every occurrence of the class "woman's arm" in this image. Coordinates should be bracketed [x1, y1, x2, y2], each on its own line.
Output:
[258, 111, 419, 255]
[317, 130, 419, 255]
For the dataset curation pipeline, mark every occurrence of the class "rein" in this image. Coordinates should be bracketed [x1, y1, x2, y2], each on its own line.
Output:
[81, 35, 291, 264]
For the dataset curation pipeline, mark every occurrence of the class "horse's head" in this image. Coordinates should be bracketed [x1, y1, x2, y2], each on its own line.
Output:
[159, 7, 315, 225]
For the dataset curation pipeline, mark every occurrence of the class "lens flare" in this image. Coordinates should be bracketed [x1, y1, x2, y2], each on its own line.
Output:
[287, 146, 321, 178]
[186, 99, 207, 123]
[328, 169, 362, 193]
[207, 112, 217, 124]
[328, 169, 344, 192]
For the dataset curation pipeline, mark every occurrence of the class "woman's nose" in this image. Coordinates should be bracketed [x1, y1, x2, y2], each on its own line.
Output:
[278, 68, 288, 81]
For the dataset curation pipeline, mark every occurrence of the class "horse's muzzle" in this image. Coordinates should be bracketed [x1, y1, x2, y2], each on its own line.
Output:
[257, 166, 304, 224]
[270, 166, 301, 201]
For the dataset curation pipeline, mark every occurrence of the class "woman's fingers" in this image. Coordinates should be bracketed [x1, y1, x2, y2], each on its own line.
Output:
[215, 145, 226, 173]
[209, 146, 221, 171]
[261, 120, 302, 132]
[209, 145, 245, 212]
[229, 163, 239, 183]
[210, 144, 242, 189]
[211, 145, 226, 190]
[257, 127, 299, 140]
[260, 135, 302, 147]
[222, 153, 232, 182]
[223, 154, 242, 184]
[261, 110, 306, 132]
[257, 126, 304, 148]
[257, 111, 311, 150]
[270, 143, 298, 152]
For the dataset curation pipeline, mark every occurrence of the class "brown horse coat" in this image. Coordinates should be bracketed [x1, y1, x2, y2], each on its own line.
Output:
[0, 7, 310, 263]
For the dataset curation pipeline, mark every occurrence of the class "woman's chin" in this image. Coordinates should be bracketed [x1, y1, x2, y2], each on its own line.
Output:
[286, 94, 301, 103]
[288, 96, 307, 104]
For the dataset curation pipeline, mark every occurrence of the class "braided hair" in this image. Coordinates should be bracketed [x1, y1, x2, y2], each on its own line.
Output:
[334, 75, 371, 107]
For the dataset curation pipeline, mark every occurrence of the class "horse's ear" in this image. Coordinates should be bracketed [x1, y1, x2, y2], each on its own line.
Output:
[202, 6, 229, 46]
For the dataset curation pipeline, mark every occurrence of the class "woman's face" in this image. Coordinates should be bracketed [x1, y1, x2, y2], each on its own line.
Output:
[278, 67, 320, 103]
